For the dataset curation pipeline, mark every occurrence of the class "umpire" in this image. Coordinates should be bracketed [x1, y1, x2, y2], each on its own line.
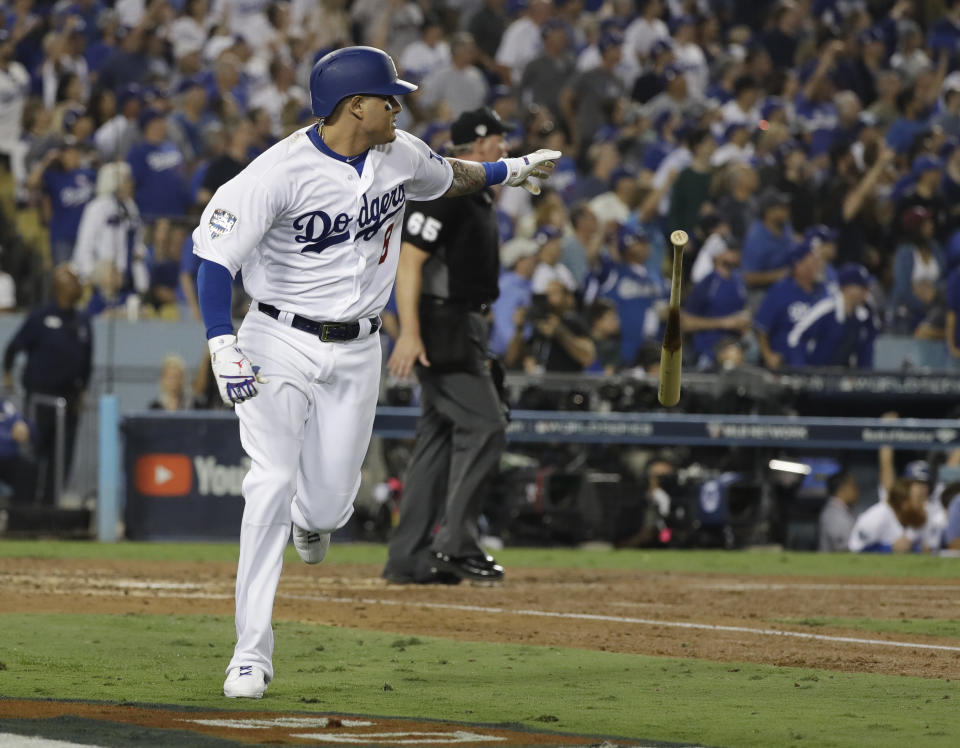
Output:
[383, 108, 509, 585]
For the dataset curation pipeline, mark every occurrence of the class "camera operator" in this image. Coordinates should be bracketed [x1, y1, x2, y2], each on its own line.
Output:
[383, 108, 510, 585]
[524, 279, 596, 373]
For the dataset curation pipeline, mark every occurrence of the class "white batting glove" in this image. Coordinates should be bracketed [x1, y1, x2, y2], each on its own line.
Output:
[500, 149, 562, 195]
[208, 334, 269, 407]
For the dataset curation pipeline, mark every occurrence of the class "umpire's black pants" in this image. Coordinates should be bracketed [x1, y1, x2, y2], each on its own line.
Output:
[386, 317, 507, 580]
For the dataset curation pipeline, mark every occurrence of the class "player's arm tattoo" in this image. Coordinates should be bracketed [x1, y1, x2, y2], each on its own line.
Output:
[443, 158, 487, 198]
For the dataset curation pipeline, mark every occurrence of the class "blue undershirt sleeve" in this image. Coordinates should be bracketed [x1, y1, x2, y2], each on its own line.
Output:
[482, 161, 508, 186]
[197, 260, 235, 339]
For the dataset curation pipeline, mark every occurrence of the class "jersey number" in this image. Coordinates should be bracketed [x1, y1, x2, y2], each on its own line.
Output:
[379, 223, 394, 265]
[406, 212, 442, 242]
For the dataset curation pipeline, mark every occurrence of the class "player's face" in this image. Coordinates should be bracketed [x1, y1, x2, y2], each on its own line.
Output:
[363, 95, 402, 143]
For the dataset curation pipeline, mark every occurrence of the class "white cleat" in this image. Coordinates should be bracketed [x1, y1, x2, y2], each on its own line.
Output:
[223, 665, 267, 699]
[292, 524, 330, 565]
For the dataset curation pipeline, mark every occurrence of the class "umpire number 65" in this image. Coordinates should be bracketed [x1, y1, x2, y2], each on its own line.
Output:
[406, 212, 442, 241]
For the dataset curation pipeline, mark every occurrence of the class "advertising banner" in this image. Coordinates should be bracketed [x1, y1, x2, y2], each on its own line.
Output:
[123, 414, 246, 540]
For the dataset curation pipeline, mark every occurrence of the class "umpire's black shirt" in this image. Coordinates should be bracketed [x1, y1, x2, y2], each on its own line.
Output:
[401, 189, 500, 305]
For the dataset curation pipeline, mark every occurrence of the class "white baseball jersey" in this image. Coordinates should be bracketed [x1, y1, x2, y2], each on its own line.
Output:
[193, 125, 454, 321]
[848, 501, 906, 552]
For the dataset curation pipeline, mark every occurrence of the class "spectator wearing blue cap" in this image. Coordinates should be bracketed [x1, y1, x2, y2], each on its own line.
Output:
[631, 37, 675, 104]
[889, 206, 945, 334]
[519, 18, 575, 118]
[126, 109, 190, 220]
[786, 262, 877, 368]
[624, 0, 669, 61]
[684, 244, 751, 369]
[742, 187, 795, 288]
[667, 127, 715, 240]
[584, 224, 667, 366]
[93, 84, 141, 161]
[560, 30, 626, 150]
[753, 239, 826, 369]
[33, 141, 96, 265]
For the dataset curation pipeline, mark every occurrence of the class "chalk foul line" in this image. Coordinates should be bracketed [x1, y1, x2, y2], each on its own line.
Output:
[278, 593, 960, 653]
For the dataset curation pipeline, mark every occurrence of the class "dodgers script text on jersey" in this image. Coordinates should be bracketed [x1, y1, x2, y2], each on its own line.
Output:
[192, 126, 453, 321]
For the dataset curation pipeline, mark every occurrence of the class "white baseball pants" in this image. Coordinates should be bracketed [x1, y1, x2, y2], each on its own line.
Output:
[226, 310, 381, 680]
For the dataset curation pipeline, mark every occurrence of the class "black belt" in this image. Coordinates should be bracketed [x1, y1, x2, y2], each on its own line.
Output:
[257, 302, 381, 342]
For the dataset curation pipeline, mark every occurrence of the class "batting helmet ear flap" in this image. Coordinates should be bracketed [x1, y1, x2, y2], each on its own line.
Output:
[310, 46, 417, 119]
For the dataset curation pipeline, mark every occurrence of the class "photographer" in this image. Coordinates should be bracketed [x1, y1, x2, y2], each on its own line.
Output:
[524, 279, 596, 373]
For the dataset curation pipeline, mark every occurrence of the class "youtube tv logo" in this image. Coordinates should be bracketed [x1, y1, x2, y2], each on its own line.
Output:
[134, 454, 192, 496]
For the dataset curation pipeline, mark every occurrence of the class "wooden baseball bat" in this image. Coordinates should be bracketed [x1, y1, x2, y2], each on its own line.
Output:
[658, 229, 688, 407]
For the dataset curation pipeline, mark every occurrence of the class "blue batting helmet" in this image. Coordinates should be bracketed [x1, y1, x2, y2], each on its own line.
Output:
[309, 46, 417, 119]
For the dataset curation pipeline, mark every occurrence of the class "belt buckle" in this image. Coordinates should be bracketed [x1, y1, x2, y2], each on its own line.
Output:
[320, 323, 339, 342]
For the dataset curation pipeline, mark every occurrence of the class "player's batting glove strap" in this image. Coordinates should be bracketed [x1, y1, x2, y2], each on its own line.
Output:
[208, 334, 269, 407]
[499, 149, 562, 195]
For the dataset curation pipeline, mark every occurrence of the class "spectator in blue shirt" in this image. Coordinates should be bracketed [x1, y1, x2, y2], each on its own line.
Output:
[0, 397, 38, 505]
[586, 226, 667, 366]
[126, 109, 190, 220]
[491, 237, 538, 363]
[36, 142, 96, 265]
[742, 188, 795, 289]
[787, 263, 877, 368]
[753, 240, 826, 369]
[684, 246, 751, 369]
[886, 89, 930, 153]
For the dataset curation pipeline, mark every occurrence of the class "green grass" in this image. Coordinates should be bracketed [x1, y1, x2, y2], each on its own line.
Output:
[779, 617, 960, 638]
[1, 540, 959, 578]
[0, 613, 957, 747]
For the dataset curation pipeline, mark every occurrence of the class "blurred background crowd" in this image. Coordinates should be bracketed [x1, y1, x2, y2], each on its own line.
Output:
[4, 0, 960, 379]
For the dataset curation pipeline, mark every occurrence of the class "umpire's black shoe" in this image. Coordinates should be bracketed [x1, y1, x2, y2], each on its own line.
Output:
[432, 552, 505, 582]
[382, 566, 462, 585]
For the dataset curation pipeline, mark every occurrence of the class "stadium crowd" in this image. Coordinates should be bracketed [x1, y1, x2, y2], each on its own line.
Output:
[4, 0, 960, 374]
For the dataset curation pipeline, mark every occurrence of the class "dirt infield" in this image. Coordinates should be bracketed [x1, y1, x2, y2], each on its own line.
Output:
[2, 556, 960, 680]
[0, 699, 644, 747]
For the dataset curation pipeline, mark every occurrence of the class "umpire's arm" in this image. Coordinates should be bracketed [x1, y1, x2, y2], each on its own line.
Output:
[387, 242, 431, 380]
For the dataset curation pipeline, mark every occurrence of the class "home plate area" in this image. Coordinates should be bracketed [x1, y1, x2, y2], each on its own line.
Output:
[0, 701, 691, 747]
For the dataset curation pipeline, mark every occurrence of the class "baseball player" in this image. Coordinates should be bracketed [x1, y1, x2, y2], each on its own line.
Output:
[191, 46, 559, 699]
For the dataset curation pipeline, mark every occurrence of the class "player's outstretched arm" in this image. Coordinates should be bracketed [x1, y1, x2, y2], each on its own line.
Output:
[443, 149, 561, 198]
